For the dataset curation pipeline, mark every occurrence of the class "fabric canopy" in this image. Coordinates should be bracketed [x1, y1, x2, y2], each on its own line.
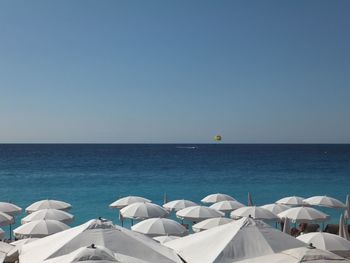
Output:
[297, 232, 350, 252]
[131, 218, 187, 237]
[120, 203, 168, 220]
[201, 193, 235, 204]
[0, 202, 22, 216]
[303, 196, 346, 209]
[109, 196, 151, 209]
[21, 209, 74, 224]
[176, 206, 224, 222]
[163, 200, 197, 212]
[25, 200, 72, 214]
[192, 217, 233, 232]
[235, 246, 350, 263]
[19, 219, 182, 263]
[165, 217, 305, 263]
[276, 196, 305, 206]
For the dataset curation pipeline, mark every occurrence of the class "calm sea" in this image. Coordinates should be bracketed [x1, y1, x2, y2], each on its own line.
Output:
[0, 144, 349, 234]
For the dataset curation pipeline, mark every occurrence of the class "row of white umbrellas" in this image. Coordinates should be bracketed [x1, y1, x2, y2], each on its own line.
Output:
[1, 194, 348, 241]
[0, 193, 349, 263]
[3, 215, 350, 263]
[7, 216, 350, 263]
[106, 194, 350, 236]
[0, 199, 74, 241]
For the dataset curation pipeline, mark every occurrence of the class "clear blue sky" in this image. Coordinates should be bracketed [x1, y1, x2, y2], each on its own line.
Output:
[0, 0, 349, 143]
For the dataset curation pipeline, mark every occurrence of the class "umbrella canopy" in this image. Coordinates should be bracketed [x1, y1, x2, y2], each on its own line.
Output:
[131, 218, 187, 237]
[0, 242, 14, 263]
[261, 204, 291, 215]
[303, 196, 346, 209]
[276, 196, 305, 206]
[230, 206, 279, 221]
[278, 207, 330, 223]
[21, 209, 74, 224]
[120, 203, 168, 220]
[201, 193, 235, 204]
[297, 232, 350, 252]
[210, 200, 245, 213]
[19, 219, 183, 263]
[25, 200, 72, 214]
[0, 228, 4, 240]
[0, 211, 14, 226]
[13, 219, 70, 239]
[153, 236, 180, 244]
[6, 238, 40, 262]
[176, 206, 224, 222]
[192, 217, 233, 233]
[43, 245, 119, 263]
[165, 217, 305, 263]
[163, 200, 197, 212]
[235, 246, 350, 263]
[0, 202, 22, 216]
[109, 196, 151, 209]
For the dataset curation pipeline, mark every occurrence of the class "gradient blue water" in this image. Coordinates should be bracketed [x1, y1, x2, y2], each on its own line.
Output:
[0, 144, 349, 235]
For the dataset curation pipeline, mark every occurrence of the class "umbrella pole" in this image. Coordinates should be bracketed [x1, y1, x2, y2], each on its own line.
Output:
[9, 224, 12, 241]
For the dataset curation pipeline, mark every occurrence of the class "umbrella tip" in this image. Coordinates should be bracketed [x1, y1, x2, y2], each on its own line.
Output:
[307, 243, 316, 249]
[89, 244, 96, 249]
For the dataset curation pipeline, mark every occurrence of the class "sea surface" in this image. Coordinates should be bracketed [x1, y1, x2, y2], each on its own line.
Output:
[0, 144, 349, 236]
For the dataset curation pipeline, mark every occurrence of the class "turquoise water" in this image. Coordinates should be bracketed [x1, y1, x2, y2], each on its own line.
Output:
[0, 144, 349, 236]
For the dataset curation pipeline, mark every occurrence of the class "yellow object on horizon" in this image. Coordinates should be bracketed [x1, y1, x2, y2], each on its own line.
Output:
[214, 135, 222, 141]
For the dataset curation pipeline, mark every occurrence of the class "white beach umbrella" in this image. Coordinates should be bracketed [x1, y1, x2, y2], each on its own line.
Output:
[235, 246, 350, 263]
[0, 211, 14, 226]
[276, 196, 305, 206]
[230, 206, 279, 221]
[43, 245, 119, 263]
[153, 236, 180, 244]
[131, 218, 187, 237]
[0, 228, 4, 240]
[210, 200, 245, 213]
[120, 202, 168, 220]
[165, 217, 305, 263]
[261, 204, 291, 215]
[109, 196, 151, 209]
[0, 202, 22, 216]
[163, 200, 197, 212]
[19, 218, 183, 263]
[21, 209, 74, 224]
[201, 193, 235, 204]
[25, 199, 72, 214]
[304, 196, 346, 209]
[278, 207, 330, 223]
[192, 217, 233, 232]
[176, 206, 224, 222]
[297, 232, 350, 252]
[13, 219, 70, 239]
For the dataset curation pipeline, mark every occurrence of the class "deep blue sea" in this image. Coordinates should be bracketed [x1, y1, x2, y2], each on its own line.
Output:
[0, 144, 349, 236]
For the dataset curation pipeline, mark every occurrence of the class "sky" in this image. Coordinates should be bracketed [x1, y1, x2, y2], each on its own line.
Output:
[0, 0, 349, 143]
